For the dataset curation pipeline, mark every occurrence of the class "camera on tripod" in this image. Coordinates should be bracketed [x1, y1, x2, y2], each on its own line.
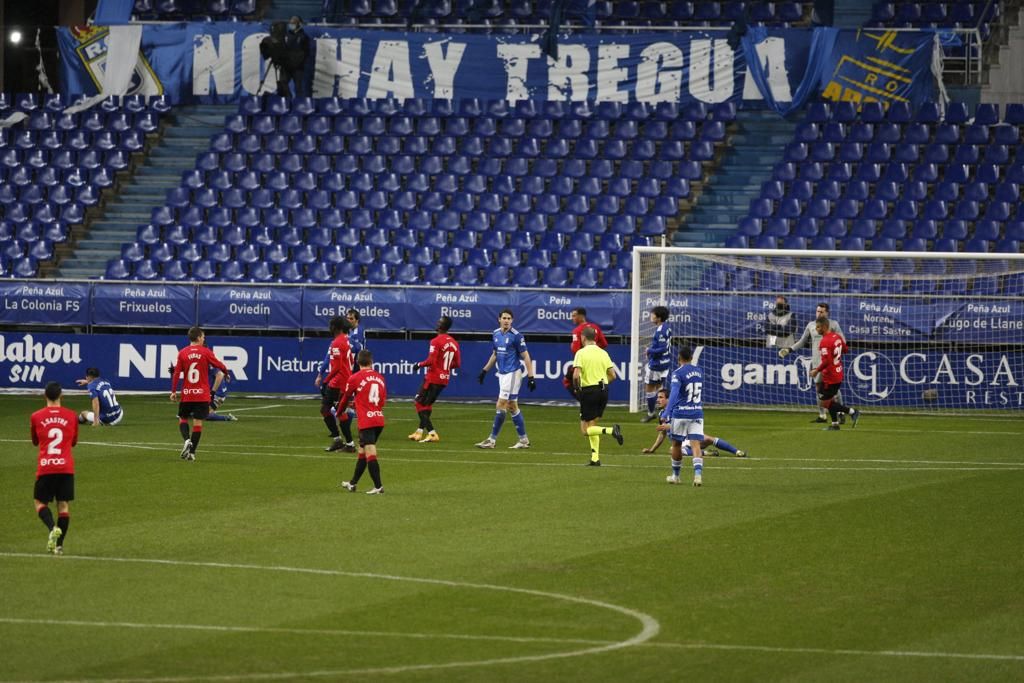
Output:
[259, 22, 288, 67]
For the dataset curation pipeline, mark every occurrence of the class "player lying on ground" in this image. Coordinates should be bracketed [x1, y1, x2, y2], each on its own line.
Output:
[75, 367, 123, 427]
[642, 389, 746, 457]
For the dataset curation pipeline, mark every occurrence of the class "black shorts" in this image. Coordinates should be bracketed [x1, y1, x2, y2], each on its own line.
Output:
[35, 473, 74, 503]
[578, 385, 609, 422]
[414, 381, 446, 407]
[359, 426, 384, 447]
[321, 387, 341, 413]
[818, 381, 842, 401]
[178, 401, 210, 420]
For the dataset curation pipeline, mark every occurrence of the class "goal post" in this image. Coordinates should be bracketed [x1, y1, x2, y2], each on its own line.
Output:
[630, 247, 1024, 415]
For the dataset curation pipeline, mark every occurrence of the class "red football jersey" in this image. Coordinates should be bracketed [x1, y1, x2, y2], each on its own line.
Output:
[419, 333, 461, 385]
[571, 322, 608, 355]
[325, 334, 352, 390]
[30, 406, 78, 477]
[817, 331, 849, 385]
[172, 344, 228, 403]
[338, 368, 387, 428]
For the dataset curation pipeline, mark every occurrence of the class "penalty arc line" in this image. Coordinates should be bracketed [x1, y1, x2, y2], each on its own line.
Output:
[0, 552, 660, 682]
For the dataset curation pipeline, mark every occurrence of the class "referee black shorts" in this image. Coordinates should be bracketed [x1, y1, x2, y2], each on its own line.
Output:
[578, 384, 608, 422]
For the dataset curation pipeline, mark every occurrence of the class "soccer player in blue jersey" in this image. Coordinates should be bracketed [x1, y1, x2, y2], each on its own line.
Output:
[642, 389, 745, 458]
[475, 309, 537, 449]
[642, 305, 673, 422]
[75, 368, 123, 427]
[346, 308, 365, 363]
[663, 345, 706, 487]
[206, 370, 238, 422]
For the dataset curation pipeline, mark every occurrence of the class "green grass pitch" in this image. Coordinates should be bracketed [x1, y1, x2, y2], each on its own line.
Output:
[1, 393, 1023, 682]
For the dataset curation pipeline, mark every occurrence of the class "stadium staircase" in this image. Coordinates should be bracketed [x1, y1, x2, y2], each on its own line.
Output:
[672, 110, 795, 247]
[55, 104, 234, 279]
[832, 0, 873, 28]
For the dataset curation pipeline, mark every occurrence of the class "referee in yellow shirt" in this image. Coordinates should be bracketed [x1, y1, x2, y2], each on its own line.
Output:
[572, 326, 623, 467]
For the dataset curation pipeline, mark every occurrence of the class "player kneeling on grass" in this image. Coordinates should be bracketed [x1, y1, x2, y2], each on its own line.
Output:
[809, 317, 860, 432]
[339, 350, 387, 495]
[664, 345, 706, 487]
[75, 367, 123, 427]
[206, 370, 238, 422]
[572, 326, 622, 467]
[643, 389, 746, 458]
[30, 381, 78, 555]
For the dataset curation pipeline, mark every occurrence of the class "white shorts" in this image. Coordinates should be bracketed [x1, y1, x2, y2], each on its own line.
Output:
[644, 367, 669, 386]
[101, 411, 123, 426]
[669, 417, 704, 443]
[497, 370, 523, 401]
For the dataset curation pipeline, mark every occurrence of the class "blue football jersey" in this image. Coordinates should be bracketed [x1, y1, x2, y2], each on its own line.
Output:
[348, 326, 365, 365]
[492, 327, 528, 374]
[664, 363, 704, 420]
[87, 378, 122, 423]
[647, 322, 673, 371]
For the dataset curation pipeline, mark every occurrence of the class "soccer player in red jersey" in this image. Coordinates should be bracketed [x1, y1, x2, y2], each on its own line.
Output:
[563, 307, 608, 398]
[809, 317, 860, 431]
[30, 382, 78, 555]
[408, 315, 461, 444]
[322, 316, 356, 453]
[339, 350, 387, 495]
[170, 326, 230, 460]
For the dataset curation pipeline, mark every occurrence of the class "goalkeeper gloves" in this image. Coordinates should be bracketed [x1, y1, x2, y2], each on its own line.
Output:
[778, 347, 791, 359]
[527, 377, 537, 392]
[477, 369, 487, 384]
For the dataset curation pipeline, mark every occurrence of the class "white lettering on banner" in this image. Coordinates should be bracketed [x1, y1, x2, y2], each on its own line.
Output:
[377, 359, 423, 376]
[596, 44, 630, 102]
[9, 365, 45, 383]
[849, 351, 897, 401]
[689, 39, 734, 103]
[537, 308, 572, 321]
[643, 296, 689, 308]
[965, 390, 1024, 406]
[423, 40, 465, 100]
[721, 362, 801, 391]
[313, 37, 362, 98]
[0, 334, 81, 364]
[228, 289, 272, 300]
[5, 298, 81, 312]
[636, 43, 683, 103]
[328, 290, 375, 302]
[367, 41, 415, 100]
[119, 300, 172, 314]
[241, 33, 271, 93]
[121, 286, 168, 298]
[549, 44, 591, 101]
[214, 346, 249, 381]
[228, 303, 271, 316]
[15, 285, 66, 296]
[117, 343, 180, 379]
[899, 352, 1018, 387]
[267, 356, 318, 373]
[741, 37, 792, 102]
[435, 292, 478, 303]
[496, 43, 539, 102]
[547, 295, 571, 305]
[192, 32, 236, 95]
[440, 307, 472, 318]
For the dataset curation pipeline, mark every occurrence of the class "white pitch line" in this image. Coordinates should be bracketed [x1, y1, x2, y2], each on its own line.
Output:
[0, 552, 660, 683]
[209, 404, 284, 413]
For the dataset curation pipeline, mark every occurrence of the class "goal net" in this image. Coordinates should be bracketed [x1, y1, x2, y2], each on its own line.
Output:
[630, 247, 1024, 415]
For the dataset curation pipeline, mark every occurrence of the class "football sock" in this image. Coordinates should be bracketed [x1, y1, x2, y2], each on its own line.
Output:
[819, 407, 828, 419]
[57, 513, 69, 546]
[38, 506, 54, 530]
[693, 456, 703, 479]
[588, 434, 600, 461]
[490, 410, 506, 439]
[351, 455, 367, 485]
[339, 419, 353, 443]
[510, 410, 527, 438]
[645, 393, 657, 414]
[421, 409, 433, 432]
[190, 427, 202, 449]
[711, 437, 738, 455]
[322, 412, 339, 437]
[671, 458, 682, 478]
[586, 426, 611, 436]
[367, 457, 382, 489]
[178, 420, 189, 440]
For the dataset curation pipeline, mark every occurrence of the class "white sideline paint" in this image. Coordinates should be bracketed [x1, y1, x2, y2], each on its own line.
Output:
[208, 404, 284, 413]
[0, 552, 660, 682]
[1, 617, 1021, 665]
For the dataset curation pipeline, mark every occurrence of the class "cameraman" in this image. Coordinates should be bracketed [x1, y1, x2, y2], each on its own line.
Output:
[765, 295, 796, 349]
[281, 16, 310, 97]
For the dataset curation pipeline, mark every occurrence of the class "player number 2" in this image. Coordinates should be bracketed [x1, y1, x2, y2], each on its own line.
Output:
[832, 341, 843, 366]
[46, 428, 63, 455]
[187, 362, 201, 384]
